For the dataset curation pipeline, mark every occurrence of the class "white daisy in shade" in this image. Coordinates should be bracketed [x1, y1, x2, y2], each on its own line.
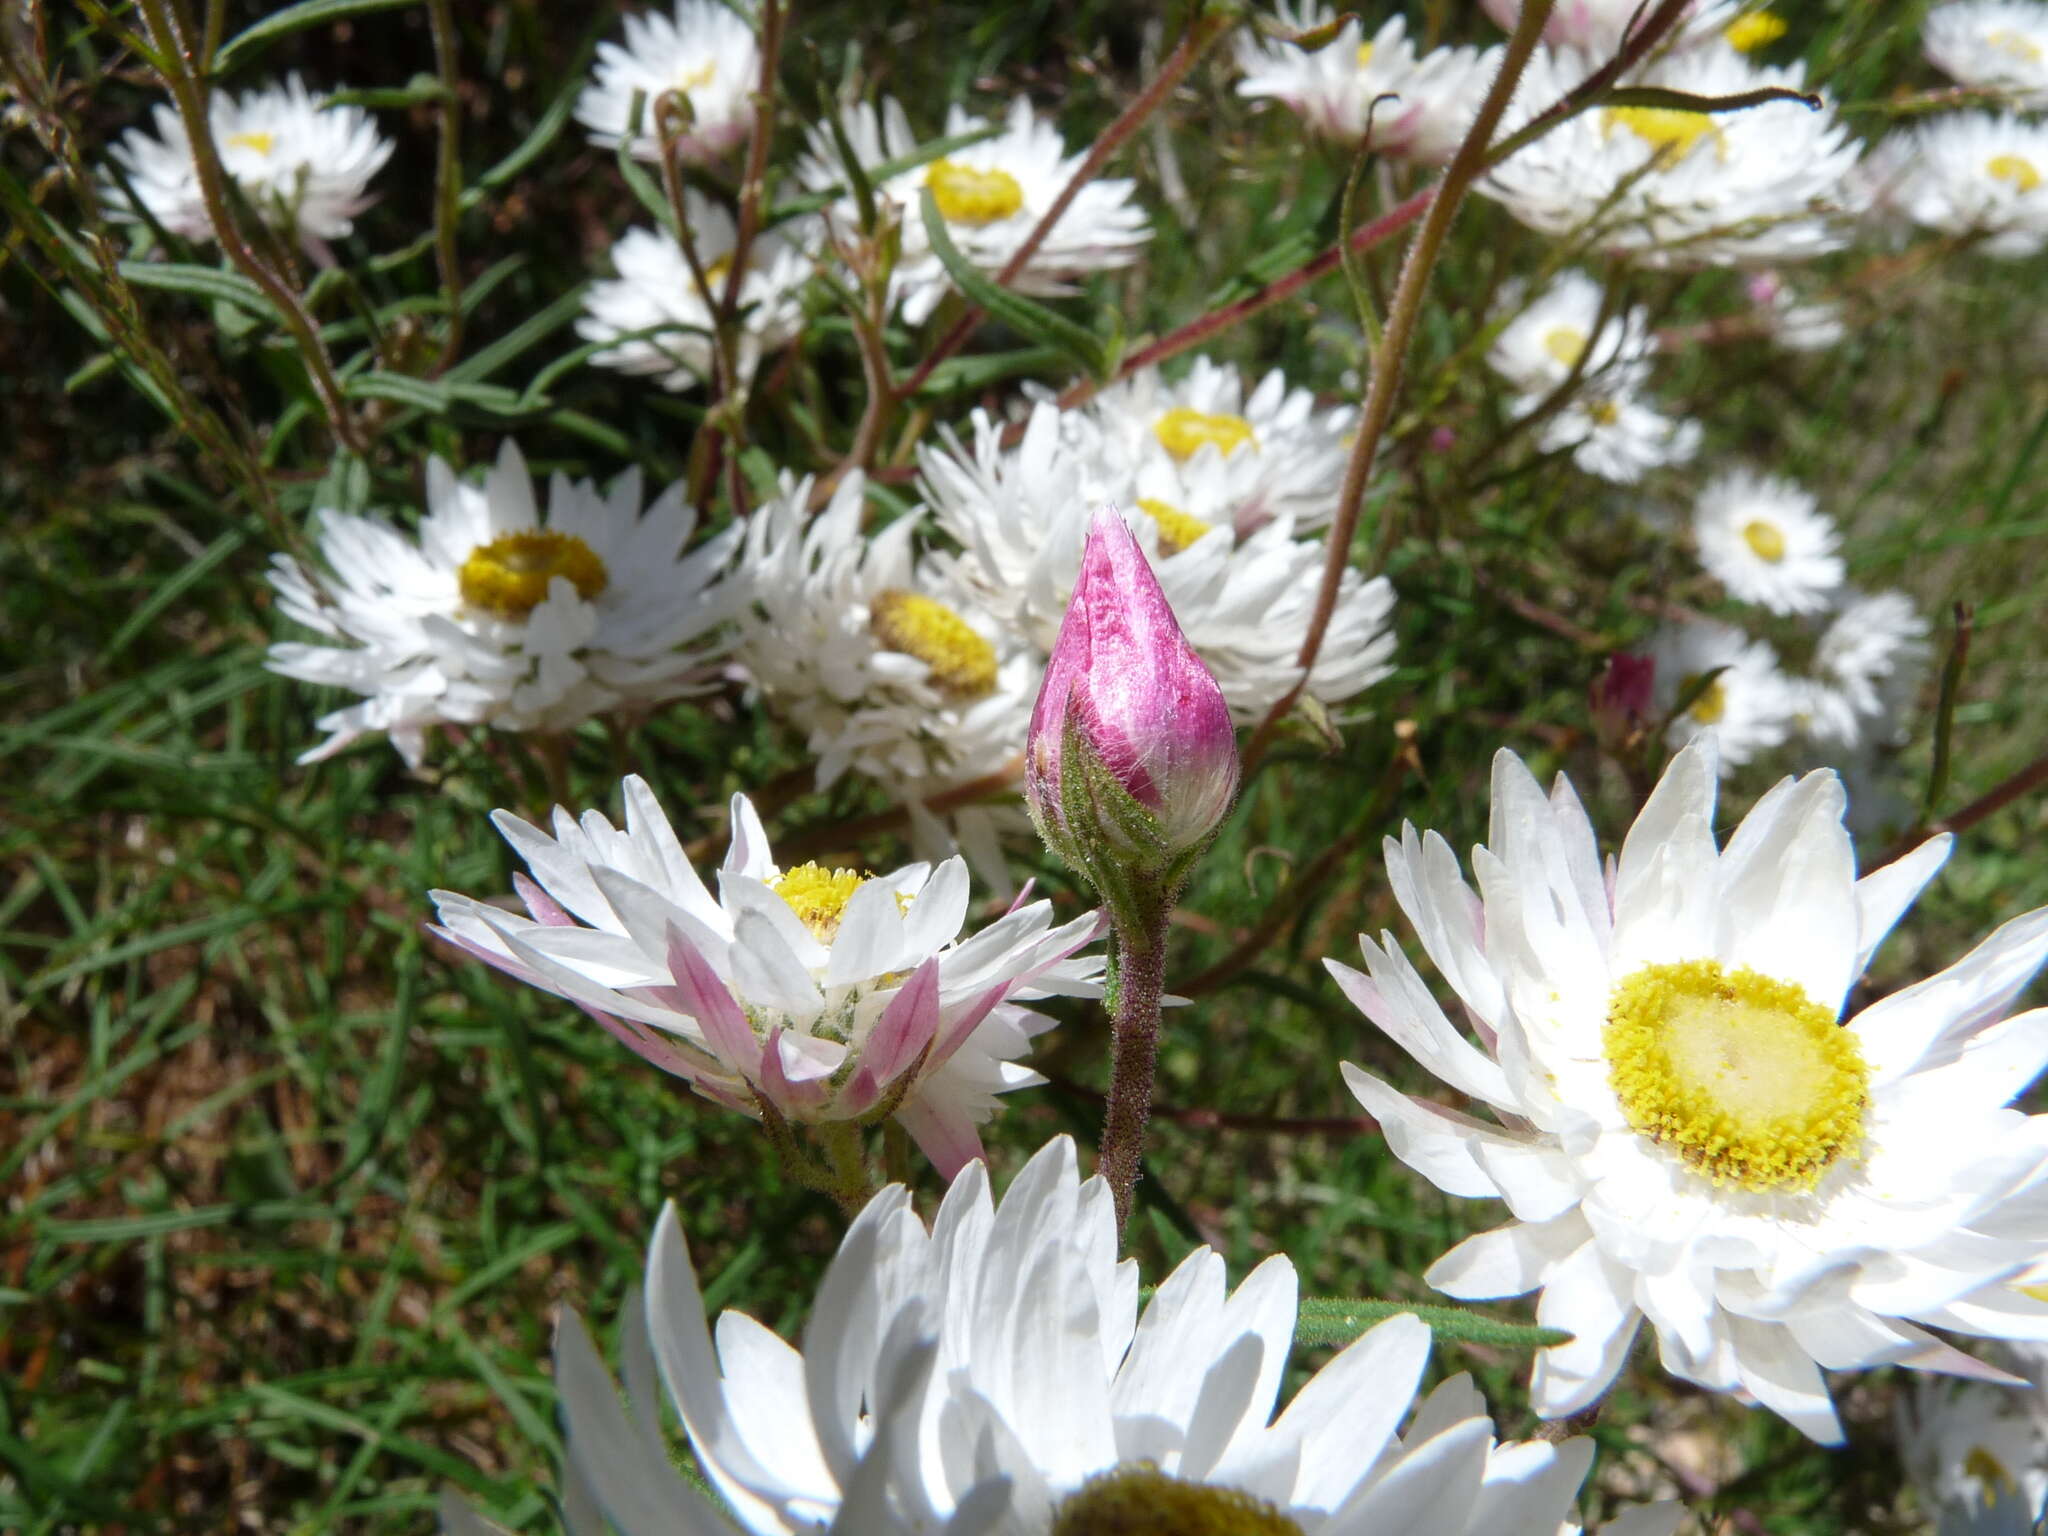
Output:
[1484, 46, 1861, 266]
[1481, 0, 1739, 51]
[1926, 1, 2048, 109]
[1648, 619, 1797, 769]
[1899, 1370, 2048, 1536]
[1236, 4, 1505, 164]
[430, 782, 1103, 1178]
[1486, 270, 1657, 396]
[920, 401, 1398, 722]
[574, 0, 760, 165]
[1691, 469, 1845, 616]
[631, 1134, 1683, 1536]
[266, 442, 741, 767]
[1526, 386, 1702, 485]
[577, 197, 810, 391]
[1863, 115, 2048, 259]
[1336, 740, 2048, 1443]
[1080, 357, 1356, 535]
[797, 96, 1150, 326]
[1796, 589, 1932, 751]
[104, 75, 392, 256]
[731, 471, 1040, 881]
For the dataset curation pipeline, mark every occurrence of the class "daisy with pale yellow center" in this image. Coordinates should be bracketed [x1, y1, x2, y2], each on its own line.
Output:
[429, 780, 1104, 1176]
[1691, 467, 1845, 615]
[574, 0, 761, 164]
[797, 95, 1149, 326]
[1926, 1, 2048, 108]
[1336, 741, 2048, 1442]
[1862, 112, 2048, 258]
[266, 441, 743, 767]
[1648, 617, 1797, 768]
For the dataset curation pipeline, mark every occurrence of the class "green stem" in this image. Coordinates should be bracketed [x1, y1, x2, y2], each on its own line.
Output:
[1098, 920, 1169, 1242]
[815, 1120, 873, 1220]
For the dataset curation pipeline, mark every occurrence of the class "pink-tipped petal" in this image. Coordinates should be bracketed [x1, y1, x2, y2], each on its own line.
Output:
[840, 960, 943, 1114]
[514, 872, 576, 926]
[895, 1096, 986, 1181]
[660, 921, 758, 1072]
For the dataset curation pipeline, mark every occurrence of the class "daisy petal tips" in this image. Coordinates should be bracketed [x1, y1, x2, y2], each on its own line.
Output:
[1335, 740, 2048, 1442]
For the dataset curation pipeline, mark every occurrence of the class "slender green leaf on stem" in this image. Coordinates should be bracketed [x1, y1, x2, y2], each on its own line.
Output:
[116, 260, 273, 316]
[1596, 84, 1823, 117]
[919, 188, 1111, 380]
[326, 75, 453, 109]
[909, 343, 1068, 398]
[214, 0, 421, 74]
[1923, 604, 1973, 822]
[1294, 1297, 1572, 1351]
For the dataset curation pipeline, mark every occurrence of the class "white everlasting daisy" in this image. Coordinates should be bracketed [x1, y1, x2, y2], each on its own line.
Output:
[628, 1134, 1683, 1536]
[1796, 589, 1932, 751]
[920, 400, 1398, 722]
[430, 782, 1103, 1176]
[1864, 114, 2048, 259]
[267, 442, 741, 767]
[1526, 386, 1702, 484]
[578, 197, 810, 391]
[1744, 270, 1848, 352]
[574, 0, 760, 165]
[1691, 469, 1845, 615]
[1336, 740, 2048, 1442]
[1236, 4, 1505, 164]
[1926, 2, 2048, 109]
[104, 76, 392, 255]
[1900, 1371, 2048, 1536]
[798, 96, 1150, 326]
[1647, 619, 1796, 769]
[1486, 270, 1657, 396]
[1481, 0, 1740, 52]
[1484, 46, 1862, 266]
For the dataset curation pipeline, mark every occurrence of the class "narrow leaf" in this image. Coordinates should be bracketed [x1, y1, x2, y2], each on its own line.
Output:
[215, 0, 420, 73]
[1294, 1296, 1572, 1350]
[918, 187, 1111, 380]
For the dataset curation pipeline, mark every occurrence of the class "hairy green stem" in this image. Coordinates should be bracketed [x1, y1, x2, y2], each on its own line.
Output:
[426, 0, 465, 372]
[1098, 921, 1169, 1242]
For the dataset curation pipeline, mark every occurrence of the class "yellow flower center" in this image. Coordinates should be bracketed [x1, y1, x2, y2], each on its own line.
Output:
[2018, 1279, 2048, 1303]
[1051, 1466, 1305, 1536]
[1965, 1445, 2020, 1503]
[697, 254, 733, 296]
[1153, 407, 1258, 461]
[1988, 154, 2042, 193]
[1604, 958, 1868, 1193]
[1136, 498, 1216, 555]
[1585, 398, 1621, 426]
[869, 589, 999, 700]
[925, 159, 1025, 225]
[457, 530, 610, 620]
[1724, 11, 1788, 51]
[1986, 27, 2044, 62]
[1604, 105, 1722, 162]
[1355, 41, 1375, 67]
[1741, 518, 1787, 562]
[226, 131, 276, 156]
[675, 60, 716, 92]
[1679, 672, 1727, 725]
[1542, 325, 1588, 368]
[769, 863, 868, 944]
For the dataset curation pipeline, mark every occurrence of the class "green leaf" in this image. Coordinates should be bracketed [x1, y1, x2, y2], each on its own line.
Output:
[918, 187, 1113, 380]
[214, 0, 420, 74]
[117, 261, 272, 317]
[326, 75, 454, 110]
[1597, 84, 1823, 117]
[909, 343, 1068, 398]
[1294, 1297, 1572, 1351]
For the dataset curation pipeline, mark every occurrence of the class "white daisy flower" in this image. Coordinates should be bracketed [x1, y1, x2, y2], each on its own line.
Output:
[574, 0, 760, 165]
[1691, 469, 1845, 615]
[429, 783, 1103, 1177]
[1743, 270, 1848, 352]
[1336, 740, 2048, 1443]
[1926, 2, 2048, 109]
[1486, 270, 1657, 395]
[1236, 3, 1505, 164]
[1484, 46, 1862, 266]
[1900, 1371, 2048, 1536]
[1526, 386, 1702, 484]
[104, 75, 392, 254]
[797, 96, 1150, 326]
[919, 400, 1398, 722]
[266, 442, 741, 767]
[577, 196, 810, 391]
[627, 1134, 1683, 1536]
[1862, 114, 2048, 259]
[1796, 589, 1932, 751]
[1648, 619, 1797, 769]
[1481, 0, 1740, 52]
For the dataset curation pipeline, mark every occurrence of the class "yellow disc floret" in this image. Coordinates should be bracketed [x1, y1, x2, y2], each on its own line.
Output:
[226, 131, 277, 156]
[1355, 41, 1376, 67]
[1964, 1444, 2020, 1504]
[1741, 518, 1788, 562]
[1678, 671, 1727, 725]
[675, 59, 717, 92]
[1724, 10, 1788, 51]
[869, 589, 999, 700]
[1585, 397, 1621, 426]
[770, 863, 868, 943]
[1987, 28, 2044, 63]
[1604, 106, 1722, 162]
[1988, 154, 2042, 194]
[1603, 958, 1869, 1193]
[1153, 407, 1258, 461]
[1051, 1465, 1305, 1536]
[926, 159, 1025, 225]
[458, 530, 609, 620]
[1137, 498, 1217, 555]
[1542, 325, 1589, 369]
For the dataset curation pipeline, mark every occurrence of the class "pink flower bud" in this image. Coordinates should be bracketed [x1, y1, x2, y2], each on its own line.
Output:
[1027, 509, 1239, 883]
[1591, 652, 1656, 751]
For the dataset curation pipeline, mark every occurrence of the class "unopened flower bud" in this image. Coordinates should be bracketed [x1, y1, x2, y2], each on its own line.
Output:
[1027, 508, 1239, 914]
[1591, 652, 1656, 752]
